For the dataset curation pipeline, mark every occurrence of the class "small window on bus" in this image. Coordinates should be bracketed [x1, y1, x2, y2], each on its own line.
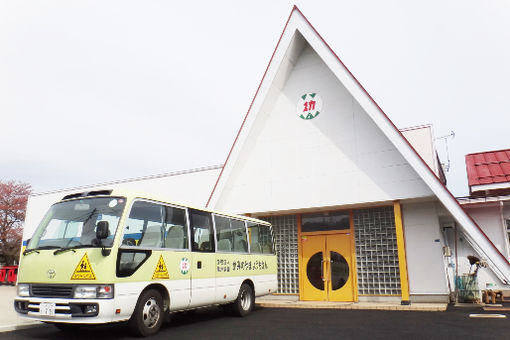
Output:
[247, 222, 274, 254]
[122, 201, 165, 248]
[164, 206, 188, 250]
[214, 215, 233, 252]
[189, 209, 214, 252]
[231, 219, 248, 253]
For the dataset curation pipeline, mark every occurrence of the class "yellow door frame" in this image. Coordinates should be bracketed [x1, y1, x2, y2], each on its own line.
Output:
[298, 214, 304, 300]
[349, 210, 359, 302]
[298, 211, 358, 302]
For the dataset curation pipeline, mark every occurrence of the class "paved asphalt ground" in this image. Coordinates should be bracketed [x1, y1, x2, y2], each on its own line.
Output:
[4, 305, 510, 340]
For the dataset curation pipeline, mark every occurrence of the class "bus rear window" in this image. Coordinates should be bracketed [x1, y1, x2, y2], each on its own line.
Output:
[247, 222, 274, 254]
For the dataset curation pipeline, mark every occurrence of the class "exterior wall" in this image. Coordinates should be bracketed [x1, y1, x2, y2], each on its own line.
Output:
[215, 43, 433, 215]
[402, 201, 449, 300]
[438, 201, 510, 291]
[454, 230, 507, 291]
[400, 125, 439, 176]
[452, 202, 510, 290]
[464, 205, 509, 259]
[23, 167, 221, 242]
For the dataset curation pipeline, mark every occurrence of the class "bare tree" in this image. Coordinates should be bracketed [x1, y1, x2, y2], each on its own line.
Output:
[0, 181, 31, 265]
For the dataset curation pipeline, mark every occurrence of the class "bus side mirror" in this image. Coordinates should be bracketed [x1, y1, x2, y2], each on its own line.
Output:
[96, 221, 111, 256]
[96, 221, 110, 240]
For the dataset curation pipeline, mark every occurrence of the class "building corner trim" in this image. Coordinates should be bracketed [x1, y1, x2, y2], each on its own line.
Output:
[394, 200, 410, 303]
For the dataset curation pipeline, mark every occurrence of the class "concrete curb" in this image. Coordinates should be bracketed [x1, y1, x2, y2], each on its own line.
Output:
[256, 301, 448, 312]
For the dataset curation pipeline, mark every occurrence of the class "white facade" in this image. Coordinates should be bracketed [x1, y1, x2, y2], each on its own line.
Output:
[452, 198, 510, 290]
[214, 40, 433, 215]
[403, 202, 448, 298]
[466, 205, 509, 258]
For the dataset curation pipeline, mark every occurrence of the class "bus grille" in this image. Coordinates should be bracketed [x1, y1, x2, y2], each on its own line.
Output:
[31, 285, 74, 298]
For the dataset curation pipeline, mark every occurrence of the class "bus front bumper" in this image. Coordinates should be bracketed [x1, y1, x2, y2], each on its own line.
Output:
[14, 296, 130, 324]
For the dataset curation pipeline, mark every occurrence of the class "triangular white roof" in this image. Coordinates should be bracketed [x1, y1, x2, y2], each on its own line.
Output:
[206, 6, 510, 283]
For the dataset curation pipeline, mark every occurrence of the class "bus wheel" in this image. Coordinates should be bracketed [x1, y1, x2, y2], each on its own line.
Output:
[129, 289, 164, 337]
[232, 283, 254, 317]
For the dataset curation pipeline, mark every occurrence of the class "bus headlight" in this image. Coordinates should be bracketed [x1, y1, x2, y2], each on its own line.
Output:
[17, 284, 30, 297]
[97, 285, 114, 299]
[74, 285, 113, 299]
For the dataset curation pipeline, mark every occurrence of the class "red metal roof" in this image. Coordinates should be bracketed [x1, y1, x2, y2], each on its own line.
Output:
[466, 148, 510, 186]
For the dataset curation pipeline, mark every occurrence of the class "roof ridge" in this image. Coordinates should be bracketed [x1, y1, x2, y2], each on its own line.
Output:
[466, 148, 510, 157]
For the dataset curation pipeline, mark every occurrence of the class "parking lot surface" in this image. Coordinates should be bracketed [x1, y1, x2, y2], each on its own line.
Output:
[4, 305, 510, 340]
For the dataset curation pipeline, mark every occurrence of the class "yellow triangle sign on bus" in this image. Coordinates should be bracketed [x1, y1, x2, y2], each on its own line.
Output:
[71, 253, 96, 280]
[152, 255, 170, 280]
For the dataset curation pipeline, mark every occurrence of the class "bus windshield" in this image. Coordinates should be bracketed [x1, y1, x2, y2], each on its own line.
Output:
[27, 197, 126, 250]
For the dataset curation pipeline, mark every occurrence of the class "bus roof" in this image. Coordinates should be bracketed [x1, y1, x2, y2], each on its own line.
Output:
[58, 188, 271, 225]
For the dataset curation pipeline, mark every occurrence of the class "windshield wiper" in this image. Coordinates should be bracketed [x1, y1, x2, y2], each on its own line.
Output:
[53, 244, 94, 255]
[83, 208, 97, 225]
[23, 246, 59, 256]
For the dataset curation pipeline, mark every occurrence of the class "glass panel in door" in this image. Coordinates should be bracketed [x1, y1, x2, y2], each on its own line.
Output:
[329, 251, 349, 291]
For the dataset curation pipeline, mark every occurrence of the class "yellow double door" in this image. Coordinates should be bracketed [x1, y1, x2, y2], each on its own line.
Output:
[301, 234, 354, 302]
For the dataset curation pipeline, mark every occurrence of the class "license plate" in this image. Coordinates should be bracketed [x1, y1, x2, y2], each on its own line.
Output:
[39, 302, 56, 316]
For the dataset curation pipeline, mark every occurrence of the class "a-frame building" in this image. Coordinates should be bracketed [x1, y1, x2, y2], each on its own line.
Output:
[207, 7, 510, 303]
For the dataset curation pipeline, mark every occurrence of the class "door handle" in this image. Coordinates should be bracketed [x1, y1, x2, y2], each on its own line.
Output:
[321, 259, 325, 281]
[322, 257, 330, 284]
[325, 257, 330, 284]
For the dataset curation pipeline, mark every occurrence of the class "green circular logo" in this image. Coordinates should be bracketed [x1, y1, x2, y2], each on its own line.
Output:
[297, 93, 322, 120]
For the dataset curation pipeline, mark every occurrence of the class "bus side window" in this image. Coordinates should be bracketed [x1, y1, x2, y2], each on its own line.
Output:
[248, 222, 274, 254]
[164, 206, 188, 250]
[189, 209, 214, 252]
[122, 201, 164, 248]
[214, 215, 233, 252]
[231, 219, 248, 253]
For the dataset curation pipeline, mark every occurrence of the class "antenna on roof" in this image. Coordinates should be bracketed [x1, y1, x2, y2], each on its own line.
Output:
[435, 131, 455, 172]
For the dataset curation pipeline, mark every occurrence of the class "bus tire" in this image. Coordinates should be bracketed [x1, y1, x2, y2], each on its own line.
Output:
[129, 289, 164, 337]
[231, 283, 254, 317]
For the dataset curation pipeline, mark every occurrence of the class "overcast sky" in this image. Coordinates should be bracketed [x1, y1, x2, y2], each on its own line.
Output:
[1, 1, 509, 197]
